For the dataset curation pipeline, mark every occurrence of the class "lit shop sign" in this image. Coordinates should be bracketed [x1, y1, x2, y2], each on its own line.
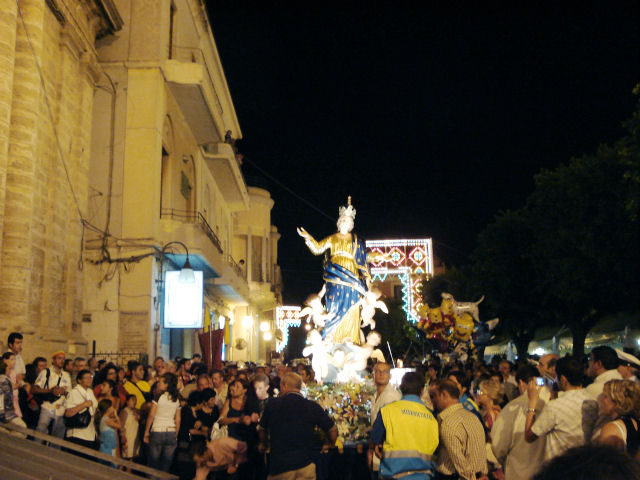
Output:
[164, 270, 204, 328]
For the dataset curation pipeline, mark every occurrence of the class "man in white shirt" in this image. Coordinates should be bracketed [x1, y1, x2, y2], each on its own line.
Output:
[585, 346, 623, 399]
[368, 362, 401, 479]
[491, 364, 546, 480]
[211, 369, 228, 411]
[7, 332, 25, 382]
[32, 351, 72, 441]
[524, 356, 598, 461]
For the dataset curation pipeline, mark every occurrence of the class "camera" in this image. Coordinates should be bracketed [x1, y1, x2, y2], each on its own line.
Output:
[535, 377, 545, 386]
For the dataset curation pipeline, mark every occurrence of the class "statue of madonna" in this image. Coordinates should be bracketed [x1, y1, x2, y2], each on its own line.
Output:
[297, 197, 381, 345]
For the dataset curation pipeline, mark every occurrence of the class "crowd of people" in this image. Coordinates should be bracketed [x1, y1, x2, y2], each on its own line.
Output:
[1, 331, 639, 480]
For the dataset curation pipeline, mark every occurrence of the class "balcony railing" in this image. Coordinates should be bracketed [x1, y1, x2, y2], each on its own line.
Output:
[160, 208, 223, 253]
[225, 254, 246, 280]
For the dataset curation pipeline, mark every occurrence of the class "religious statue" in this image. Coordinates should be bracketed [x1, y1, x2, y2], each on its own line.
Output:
[297, 196, 384, 345]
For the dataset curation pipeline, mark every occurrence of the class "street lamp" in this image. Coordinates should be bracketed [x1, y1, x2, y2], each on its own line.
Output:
[162, 241, 195, 283]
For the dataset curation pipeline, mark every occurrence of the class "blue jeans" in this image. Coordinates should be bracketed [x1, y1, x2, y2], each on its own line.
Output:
[148, 431, 177, 472]
[36, 408, 66, 446]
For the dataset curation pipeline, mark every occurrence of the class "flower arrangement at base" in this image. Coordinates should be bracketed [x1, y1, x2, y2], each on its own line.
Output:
[303, 380, 376, 445]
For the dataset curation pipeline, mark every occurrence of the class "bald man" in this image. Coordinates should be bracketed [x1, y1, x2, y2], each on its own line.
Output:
[259, 373, 337, 479]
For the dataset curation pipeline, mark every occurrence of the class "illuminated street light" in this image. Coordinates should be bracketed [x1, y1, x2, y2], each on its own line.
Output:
[263, 331, 272, 341]
[162, 241, 195, 283]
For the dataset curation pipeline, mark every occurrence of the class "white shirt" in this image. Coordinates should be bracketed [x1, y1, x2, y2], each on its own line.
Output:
[65, 385, 98, 441]
[214, 384, 228, 411]
[370, 383, 401, 471]
[585, 369, 623, 399]
[12, 353, 25, 377]
[491, 394, 546, 480]
[151, 392, 180, 431]
[531, 388, 598, 461]
[34, 368, 72, 415]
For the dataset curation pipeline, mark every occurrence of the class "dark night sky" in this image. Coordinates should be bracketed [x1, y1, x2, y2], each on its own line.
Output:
[207, 3, 640, 305]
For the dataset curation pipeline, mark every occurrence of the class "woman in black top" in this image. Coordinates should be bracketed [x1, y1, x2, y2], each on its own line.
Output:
[197, 388, 220, 435]
[597, 379, 640, 459]
[173, 391, 203, 480]
[219, 379, 260, 479]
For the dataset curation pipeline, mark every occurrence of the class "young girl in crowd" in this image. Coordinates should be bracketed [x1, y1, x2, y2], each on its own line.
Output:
[119, 394, 140, 461]
[96, 398, 122, 462]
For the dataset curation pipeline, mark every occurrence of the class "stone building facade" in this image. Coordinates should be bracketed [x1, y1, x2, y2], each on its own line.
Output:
[0, 0, 122, 360]
[0, 0, 281, 363]
[82, 0, 281, 362]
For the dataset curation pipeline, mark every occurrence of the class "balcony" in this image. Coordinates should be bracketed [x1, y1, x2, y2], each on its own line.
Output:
[163, 43, 242, 144]
[159, 209, 222, 279]
[202, 143, 249, 212]
[160, 209, 250, 304]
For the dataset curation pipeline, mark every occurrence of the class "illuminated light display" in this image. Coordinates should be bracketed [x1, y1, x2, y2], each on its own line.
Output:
[275, 306, 301, 352]
[164, 270, 204, 328]
[366, 238, 434, 323]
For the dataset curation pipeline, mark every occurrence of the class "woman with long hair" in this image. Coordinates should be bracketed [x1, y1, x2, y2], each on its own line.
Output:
[0, 358, 27, 430]
[144, 372, 181, 472]
[597, 379, 640, 459]
[218, 378, 258, 479]
[475, 379, 504, 431]
[1, 352, 22, 422]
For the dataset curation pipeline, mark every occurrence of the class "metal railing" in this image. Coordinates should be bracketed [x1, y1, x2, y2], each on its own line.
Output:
[160, 208, 223, 253]
[0, 423, 177, 479]
[90, 351, 148, 367]
[225, 254, 246, 280]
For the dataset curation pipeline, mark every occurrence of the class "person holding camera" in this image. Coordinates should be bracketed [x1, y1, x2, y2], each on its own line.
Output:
[32, 351, 72, 441]
[490, 365, 547, 480]
[524, 356, 598, 462]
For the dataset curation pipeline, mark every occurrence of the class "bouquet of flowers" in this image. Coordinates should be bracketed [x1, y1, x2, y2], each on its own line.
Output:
[303, 381, 376, 444]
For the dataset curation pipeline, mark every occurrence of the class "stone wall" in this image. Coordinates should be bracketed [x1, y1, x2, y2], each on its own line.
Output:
[0, 0, 120, 361]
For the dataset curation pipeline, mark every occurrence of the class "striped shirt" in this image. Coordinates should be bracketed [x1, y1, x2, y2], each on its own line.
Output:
[531, 388, 598, 461]
[436, 403, 487, 480]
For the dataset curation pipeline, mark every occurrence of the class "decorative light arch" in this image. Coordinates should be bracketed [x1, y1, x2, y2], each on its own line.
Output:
[275, 306, 301, 352]
[366, 238, 434, 323]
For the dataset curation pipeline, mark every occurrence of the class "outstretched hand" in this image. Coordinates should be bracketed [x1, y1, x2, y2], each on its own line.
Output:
[297, 227, 310, 239]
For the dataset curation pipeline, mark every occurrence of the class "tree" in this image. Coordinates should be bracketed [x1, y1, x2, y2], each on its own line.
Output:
[470, 209, 550, 358]
[374, 298, 417, 362]
[527, 144, 639, 356]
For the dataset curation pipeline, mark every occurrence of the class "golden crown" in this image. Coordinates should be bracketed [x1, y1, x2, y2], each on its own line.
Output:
[338, 196, 356, 220]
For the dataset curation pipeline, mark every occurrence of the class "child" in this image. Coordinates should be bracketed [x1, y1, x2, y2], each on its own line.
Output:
[119, 394, 140, 461]
[96, 398, 122, 463]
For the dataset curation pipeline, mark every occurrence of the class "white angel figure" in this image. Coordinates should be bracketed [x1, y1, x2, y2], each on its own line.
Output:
[302, 329, 330, 383]
[358, 288, 388, 330]
[299, 285, 335, 329]
[341, 331, 383, 381]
